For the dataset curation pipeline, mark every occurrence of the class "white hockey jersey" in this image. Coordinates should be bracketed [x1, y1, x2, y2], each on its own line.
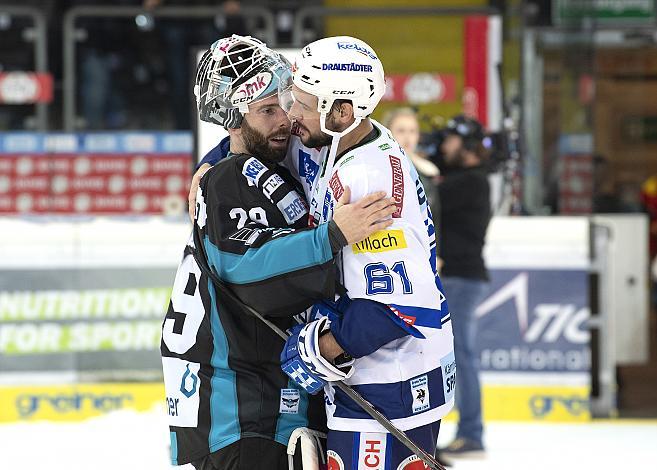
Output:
[285, 120, 455, 433]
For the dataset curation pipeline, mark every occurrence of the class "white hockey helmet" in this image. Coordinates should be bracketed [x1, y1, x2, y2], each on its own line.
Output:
[280, 36, 385, 136]
[194, 35, 292, 129]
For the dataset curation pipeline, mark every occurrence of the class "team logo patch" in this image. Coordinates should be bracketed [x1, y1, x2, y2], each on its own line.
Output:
[396, 455, 429, 469]
[358, 433, 387, 470]
[352, 229, 407, 254]
[279, 388, 300, 414]
[327, 450, 345, 470]
[410, 374, 430, 414]
[389, 155, 404, 218]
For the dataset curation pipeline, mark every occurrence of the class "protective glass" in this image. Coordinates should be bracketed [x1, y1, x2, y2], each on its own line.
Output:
[278, 81, 295, 114]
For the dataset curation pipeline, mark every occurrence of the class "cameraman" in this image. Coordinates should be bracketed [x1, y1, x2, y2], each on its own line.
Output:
[437, 115, 491, 459]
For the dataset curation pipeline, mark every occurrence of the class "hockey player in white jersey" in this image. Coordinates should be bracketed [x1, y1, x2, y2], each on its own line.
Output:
[278, 36, 455, 469]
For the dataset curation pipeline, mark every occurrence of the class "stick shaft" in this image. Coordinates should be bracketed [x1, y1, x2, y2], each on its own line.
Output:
[230, 286, 444, 470]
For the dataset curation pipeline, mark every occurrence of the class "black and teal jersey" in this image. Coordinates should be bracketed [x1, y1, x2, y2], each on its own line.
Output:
[161, 152, 336, 465]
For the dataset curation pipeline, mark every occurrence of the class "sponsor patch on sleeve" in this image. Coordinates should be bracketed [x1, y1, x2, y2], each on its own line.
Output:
[242, 157, 267, 186]
[161, 358, 201, 428]
[441, 350, 456, 404]
[262, 173, 285, 199]
[277, 191, 308, 224]
[389, 155, 404, 218]
[352, 229, 407, 254]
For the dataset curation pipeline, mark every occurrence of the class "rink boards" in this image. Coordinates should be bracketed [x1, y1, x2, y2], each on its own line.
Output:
[0, 216, 594, 423]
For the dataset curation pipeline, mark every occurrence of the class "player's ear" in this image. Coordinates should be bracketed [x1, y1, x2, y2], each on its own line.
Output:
[228, 126, 241, 138]
[339, 101, 354, 120]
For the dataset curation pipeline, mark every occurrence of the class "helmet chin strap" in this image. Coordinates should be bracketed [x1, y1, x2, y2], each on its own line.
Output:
[309, 114, 362, 224]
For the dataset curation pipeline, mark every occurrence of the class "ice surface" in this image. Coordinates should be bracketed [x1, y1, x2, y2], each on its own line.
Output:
[2, 409, 656, 469]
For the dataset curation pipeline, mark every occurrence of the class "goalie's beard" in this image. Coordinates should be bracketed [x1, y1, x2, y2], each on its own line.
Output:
[241, 118, 290, 164]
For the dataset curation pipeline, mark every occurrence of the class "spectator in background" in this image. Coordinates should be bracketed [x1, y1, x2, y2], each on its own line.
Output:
[592, 155, 638, 214]
[74, 0, 144, 129]
[382, 107, 441, 225]
[437, 115, 491, 459]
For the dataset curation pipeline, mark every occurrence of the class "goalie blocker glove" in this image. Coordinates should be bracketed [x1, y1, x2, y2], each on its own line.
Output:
[281, 317, 354, 394]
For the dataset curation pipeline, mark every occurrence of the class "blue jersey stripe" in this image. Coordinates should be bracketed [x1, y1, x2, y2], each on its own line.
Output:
[274, 380, 310, 446]
[170, 431, 178, 465]
[207, 280, 240, 450]
[389, 304, 444, 329]
[204, 223, 332, 284]
[333, 367, 445, 421]
[352, 432, 360, 470]
[385, 432, 393, 466]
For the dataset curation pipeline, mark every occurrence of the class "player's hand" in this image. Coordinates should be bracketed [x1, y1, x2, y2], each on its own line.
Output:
[281, 318, 353, 395]
[188, 163, 212, 221]
[333, 186, 397, 245]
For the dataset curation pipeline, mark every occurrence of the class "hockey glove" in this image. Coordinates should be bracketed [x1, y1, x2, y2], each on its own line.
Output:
[281, 317, 354, 395]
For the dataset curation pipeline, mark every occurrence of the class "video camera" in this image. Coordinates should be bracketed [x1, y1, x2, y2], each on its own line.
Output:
[418, 114, 511, 172]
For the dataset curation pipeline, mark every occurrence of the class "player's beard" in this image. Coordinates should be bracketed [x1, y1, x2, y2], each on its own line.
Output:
[241, 119, 289, 164]
[292, 119, 334, 149]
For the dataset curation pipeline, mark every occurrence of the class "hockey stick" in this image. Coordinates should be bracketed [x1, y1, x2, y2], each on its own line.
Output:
[189, 246, 446, 470]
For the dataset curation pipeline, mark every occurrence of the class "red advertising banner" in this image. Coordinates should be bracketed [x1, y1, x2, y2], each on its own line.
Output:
[0, 133, 192, 215]
[381, 73, 456, 104]
[0, 72, 54, 104]
[0, 154, 190, 215]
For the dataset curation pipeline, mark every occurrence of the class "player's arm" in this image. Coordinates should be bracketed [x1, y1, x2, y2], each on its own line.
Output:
[198, 170, 396, 317]
[189, 137, 230, 219]
[280, 296, 424, 393]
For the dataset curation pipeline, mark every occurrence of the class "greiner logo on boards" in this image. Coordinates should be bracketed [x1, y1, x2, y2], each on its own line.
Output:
[352, 229, 407, 254]
[14, 390, 133, 419]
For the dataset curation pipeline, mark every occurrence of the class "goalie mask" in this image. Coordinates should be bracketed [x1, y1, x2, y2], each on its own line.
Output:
[194, 35, 292, 129]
